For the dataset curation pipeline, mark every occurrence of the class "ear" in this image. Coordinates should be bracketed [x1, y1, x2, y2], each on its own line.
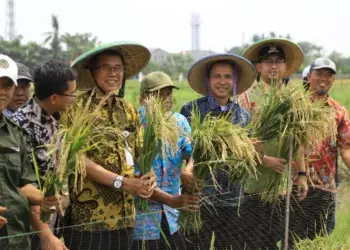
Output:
[139, 93, 145, 105]
[50, 94, 58, 105]
[87, 70, 93, 80]
[307, 72, 312, 82]
[255, 63, 261, 73]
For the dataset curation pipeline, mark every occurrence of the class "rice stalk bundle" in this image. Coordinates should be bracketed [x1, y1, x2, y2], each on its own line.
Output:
[251, 82, 337, 203]
[37, 91, 124, 222]
[136, 96, 180, 212]
[178, 106, 260, 233]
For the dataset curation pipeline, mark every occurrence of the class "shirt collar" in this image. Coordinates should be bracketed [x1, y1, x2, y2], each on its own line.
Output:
[0, 113, 6, 128]
[208, 96, 235, 111]
[30, 98, 60, 124]
[3, 108, 13, 117]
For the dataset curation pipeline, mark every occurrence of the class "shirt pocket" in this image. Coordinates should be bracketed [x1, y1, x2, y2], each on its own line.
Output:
[5, 153, 22, 185]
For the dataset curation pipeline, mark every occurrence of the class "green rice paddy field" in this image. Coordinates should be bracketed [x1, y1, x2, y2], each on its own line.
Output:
[124, 79, 350, 112]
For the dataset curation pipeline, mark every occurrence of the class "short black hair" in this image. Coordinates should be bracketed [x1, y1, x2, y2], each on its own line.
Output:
[34, 60, 77, 100]
[208, 60, 235, 74]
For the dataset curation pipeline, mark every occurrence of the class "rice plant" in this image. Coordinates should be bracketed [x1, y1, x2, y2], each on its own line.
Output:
[39, 90, 125, 222]
[250, 81, 337, 203]
[136, 95, 180, 212]
[178, 106, 260, 233]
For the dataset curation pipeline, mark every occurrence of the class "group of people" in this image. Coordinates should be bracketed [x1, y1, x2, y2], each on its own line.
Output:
[0, 37, 349, 250]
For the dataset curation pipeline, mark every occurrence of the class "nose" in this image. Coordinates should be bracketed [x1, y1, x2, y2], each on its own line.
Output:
[15, 89, 24, 96]
[270, 63, 278, 69]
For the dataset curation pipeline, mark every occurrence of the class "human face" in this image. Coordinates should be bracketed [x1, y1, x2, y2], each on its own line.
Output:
[91, 54, 124, 93]
[256, 55, 287, 84]
[142, 87, 174, 111]
[6, 79, 31, 112]
[307, 68, 335, 97]
[51, 80, 77, 112]
[0, 77, 15, 112]
[209, 63, 234, 103]
[158, 87, 173, 111]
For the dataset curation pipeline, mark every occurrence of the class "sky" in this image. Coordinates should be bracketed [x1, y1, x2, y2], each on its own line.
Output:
[1, 0, 349, 56]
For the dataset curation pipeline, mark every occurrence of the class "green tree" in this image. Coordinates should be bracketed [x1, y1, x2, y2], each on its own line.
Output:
[226, 44, 249, 56]
[61, 33, 99, 62]
[0, 36, 50, 71]
[143, 61, 162, 75]
[44, 15, 62, 59]
[161, 54, 194, 80]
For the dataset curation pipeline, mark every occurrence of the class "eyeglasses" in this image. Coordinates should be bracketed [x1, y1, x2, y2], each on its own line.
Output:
[95, 64, 124, 74]
[58, 90, 77, 98]
[261, 59, 285, 66]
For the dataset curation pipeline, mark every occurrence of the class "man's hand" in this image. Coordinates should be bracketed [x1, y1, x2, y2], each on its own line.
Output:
[294, 175, 308, 201]
[263, 155, 287, 173]
[181, 169, 203, 193]
[140, 170, 157, 195]
[40, 196, 60, 214]
[40, 233, 68, 250]
[169, 194, 200, 213]
[0, 206, 7, 228]
[252, 139, 264, 162]
[123, 174, 156, 199]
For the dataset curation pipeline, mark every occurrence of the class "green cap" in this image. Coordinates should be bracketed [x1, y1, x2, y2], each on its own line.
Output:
[140, 71, 179, 93]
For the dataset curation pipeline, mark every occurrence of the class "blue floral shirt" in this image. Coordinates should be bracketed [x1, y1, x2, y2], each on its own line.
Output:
[180, 96, 250, 207]
[134, 107, 192, 240]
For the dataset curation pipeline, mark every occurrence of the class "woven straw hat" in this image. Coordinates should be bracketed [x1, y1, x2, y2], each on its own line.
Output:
[71, 41, 151, 90]
[243, 38, 304, 77]
[187, 53, 256, 96]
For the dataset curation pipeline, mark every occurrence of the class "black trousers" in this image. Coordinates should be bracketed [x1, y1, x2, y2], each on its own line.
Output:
[131, 213, 188, 250]
[288, 188, 336, 248]
[179, 198, 283, 250]
[62, 227, 134, 250]
[185, 196, 284, 250]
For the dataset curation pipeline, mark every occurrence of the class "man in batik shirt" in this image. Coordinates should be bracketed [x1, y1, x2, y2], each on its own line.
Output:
[63, 42, 156, 250]
[13, 60, 77, 250]
[289, 58, 350, 245]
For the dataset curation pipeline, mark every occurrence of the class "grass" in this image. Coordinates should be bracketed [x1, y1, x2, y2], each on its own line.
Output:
[293, 183, 350, 250]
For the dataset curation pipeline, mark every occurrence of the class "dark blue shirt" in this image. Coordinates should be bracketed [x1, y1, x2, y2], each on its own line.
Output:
[180, 96, 251, 207]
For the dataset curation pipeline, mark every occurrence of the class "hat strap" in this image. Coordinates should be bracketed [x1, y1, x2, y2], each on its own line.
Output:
[233, 68, 237, 103]
[205, 73, 212, 97]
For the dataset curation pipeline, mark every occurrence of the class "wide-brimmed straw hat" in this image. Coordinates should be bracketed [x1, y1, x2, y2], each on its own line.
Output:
[242, 38, 304, 77]
[71, 41, 151, 90]
[187, 53, 256, 96]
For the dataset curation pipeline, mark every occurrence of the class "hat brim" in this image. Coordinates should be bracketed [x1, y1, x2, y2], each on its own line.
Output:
[243, 38, 304, 77]
[146, 84, 179, 93]
[311, 66, 336, 74]
[17, 75, 33, 82]
[187, 54, 256, 96]
[71, 42, 151, 90]
[0, 71, 17, 86]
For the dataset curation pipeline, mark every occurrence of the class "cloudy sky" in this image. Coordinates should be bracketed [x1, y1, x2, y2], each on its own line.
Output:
[1, 0, 348, 56]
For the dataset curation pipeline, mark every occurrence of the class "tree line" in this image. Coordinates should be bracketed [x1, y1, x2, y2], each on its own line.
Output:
[1, 16, 350, 78]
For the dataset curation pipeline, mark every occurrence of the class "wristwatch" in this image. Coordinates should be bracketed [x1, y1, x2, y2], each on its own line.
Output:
[113, 175, 124, 189]
[298, 171, 308, 177]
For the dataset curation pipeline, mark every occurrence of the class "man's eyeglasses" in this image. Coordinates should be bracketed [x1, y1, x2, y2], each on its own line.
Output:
[58, 91, 77, 98]
[95, 64, 124, 74]
[261, 59, 285, 66]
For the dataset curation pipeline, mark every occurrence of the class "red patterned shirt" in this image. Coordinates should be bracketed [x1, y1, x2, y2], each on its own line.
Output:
[307, 97, 350, 192]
